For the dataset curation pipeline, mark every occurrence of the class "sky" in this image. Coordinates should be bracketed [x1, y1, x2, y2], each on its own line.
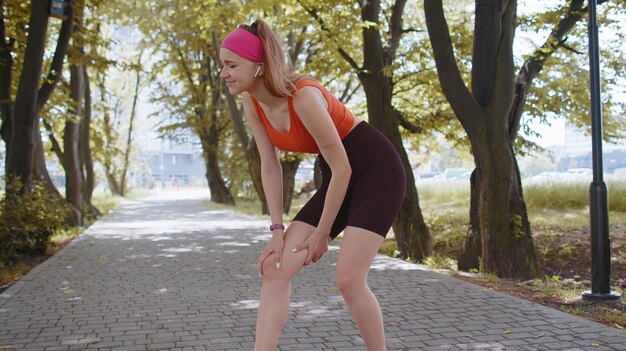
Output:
[526, 119, 566, 147]
[516, 0, 565, 147]
[515, 0, 619, 148]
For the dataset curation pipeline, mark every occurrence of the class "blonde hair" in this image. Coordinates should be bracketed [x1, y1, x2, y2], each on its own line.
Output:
[240, 19, 304, 97]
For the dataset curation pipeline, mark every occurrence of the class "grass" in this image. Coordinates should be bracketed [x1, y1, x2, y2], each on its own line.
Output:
[406, 178, 626, 329]
[0, 262, 38, 291]
[524, 175, 626, 212]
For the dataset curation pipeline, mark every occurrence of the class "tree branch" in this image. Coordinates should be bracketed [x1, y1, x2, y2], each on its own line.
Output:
[37, 0, 75, 114]
[166, 33, 203, 108]
[0, 0, 14, 142]
[387, 0, 408, 60]
[560, 41, 584, 55]
[402, 28, 422, 34]
[295, 0, 361, 71]
[397, 112, 422, 133]
[41, 116, 64, 161]
[338, 78, 361, 103]
[508, 0, 597, 140]
[423, 0, 480, 132]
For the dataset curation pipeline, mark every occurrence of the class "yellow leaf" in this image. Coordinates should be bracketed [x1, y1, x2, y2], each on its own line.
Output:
[591, 344, 601, 347]
[327, 287, 337, 291]
[504, 330, 513, 334]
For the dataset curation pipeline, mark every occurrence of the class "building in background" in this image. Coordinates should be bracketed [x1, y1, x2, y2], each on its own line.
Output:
[556, 122, 626, 172]
[138, 135, 207, 188]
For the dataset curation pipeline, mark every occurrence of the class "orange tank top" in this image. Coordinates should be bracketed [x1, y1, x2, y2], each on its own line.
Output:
[250, 78, 355, 154]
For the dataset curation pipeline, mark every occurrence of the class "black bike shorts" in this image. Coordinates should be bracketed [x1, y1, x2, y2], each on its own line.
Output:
[292, 122, 406, 239]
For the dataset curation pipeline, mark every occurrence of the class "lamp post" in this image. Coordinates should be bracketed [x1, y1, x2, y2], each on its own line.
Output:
[581, 0, 620, 301]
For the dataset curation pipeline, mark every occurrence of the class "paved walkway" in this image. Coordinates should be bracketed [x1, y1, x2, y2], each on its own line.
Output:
[1, 190, 625, 351]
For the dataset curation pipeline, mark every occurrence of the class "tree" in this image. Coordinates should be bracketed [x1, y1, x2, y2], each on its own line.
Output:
[0, 0, 86, 228]
[118, 51, 142, 196]
[88, 48, 143, 198]
[136, 1, 235, 205]
[64, 0, 86, 225]
[424, 0, 626, 278]
[2, 0, 74, 192]
[38, 0, 110, 222]
[424, 0, 542, 279]
[81, 66, 100, 220]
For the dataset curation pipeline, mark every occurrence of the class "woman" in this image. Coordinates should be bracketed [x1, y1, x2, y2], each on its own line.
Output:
[219, 19, 406, 351]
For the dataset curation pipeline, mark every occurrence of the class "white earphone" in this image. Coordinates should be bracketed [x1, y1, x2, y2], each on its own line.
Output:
[254, 66, 262, 77]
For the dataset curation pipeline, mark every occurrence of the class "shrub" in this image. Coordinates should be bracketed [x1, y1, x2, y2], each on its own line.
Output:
[0, 178, 66, 266]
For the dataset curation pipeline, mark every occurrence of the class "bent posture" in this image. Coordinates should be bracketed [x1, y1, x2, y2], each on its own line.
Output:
[219, 19, 406, 351]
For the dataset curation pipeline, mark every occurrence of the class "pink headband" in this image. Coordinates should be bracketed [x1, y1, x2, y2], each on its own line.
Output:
[220, 28, 265, 62]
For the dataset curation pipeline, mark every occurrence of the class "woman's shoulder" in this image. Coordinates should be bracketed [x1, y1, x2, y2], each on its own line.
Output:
[294, 76, 321, 89]
[291, 82, 328, 113]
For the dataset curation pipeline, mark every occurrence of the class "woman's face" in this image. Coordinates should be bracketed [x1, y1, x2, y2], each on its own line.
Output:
[219, 48, 261, 95]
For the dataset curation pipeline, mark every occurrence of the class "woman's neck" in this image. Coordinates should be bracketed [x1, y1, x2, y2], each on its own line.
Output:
[248, 82, 287, 108]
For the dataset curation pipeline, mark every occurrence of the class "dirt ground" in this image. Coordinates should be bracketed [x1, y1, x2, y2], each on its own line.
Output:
[433, 220, 626, 330]
[530, 222, 625, 286]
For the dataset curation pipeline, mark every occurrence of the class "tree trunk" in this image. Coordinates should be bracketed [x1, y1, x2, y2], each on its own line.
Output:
[6, 0, 78, 225]
[433, 0, 595, 276]
[33, 130, 81, 226]
[105, 170, 123, 196]
[424, 0, 541, 279]
[81, 67, 100, 220]
[64, 63, 84, 226]
[64, 0, 86, 225]
[0, 0, 13, 145]
[102, 119, 123, 198]
[457, 168, 481, 271]
[358, 0, 432, 261]
[473, 127, 540, 279]
[201, 122, 235, 205]
[280, 156, 301, 215]
[222, 80, 267, 213]
[247, 140, 268, 214]
[6, 0, 50, 189]
[313, 157, 322, 189]
[385, 116, 432, 261]
[120, 52, 142, 196]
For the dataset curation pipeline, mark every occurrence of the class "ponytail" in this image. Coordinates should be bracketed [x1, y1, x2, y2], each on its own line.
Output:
[241, 19, 304, 97]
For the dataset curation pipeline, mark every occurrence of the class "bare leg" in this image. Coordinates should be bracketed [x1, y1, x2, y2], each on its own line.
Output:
[336, 227, 386, 351]
[254, 221, 315, 351]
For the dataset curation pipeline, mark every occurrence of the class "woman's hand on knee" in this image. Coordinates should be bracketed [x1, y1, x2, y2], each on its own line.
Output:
[258, 235, 285, 276]
[292, 231, 329, 266]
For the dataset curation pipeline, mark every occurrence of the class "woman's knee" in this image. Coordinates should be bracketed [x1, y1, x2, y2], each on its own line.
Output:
[261, 253, 284, 282]
[335, 266, 365, 298]
[261, 251, 304, 283]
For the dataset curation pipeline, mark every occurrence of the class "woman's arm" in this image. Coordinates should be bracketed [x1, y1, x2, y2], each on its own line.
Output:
[291, 86, 352, 263]
[241, 92, 285, 272]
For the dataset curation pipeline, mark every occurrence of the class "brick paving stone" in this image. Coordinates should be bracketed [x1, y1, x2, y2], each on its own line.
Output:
[0, 189, 625, 350]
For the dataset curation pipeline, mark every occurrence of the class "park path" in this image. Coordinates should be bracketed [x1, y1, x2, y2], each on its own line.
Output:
[0, 189, 625, 350]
